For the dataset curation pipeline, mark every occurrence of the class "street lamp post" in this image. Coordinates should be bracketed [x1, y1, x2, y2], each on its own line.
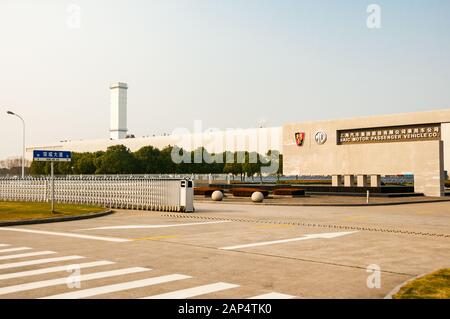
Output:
[6, 111, 25, 179]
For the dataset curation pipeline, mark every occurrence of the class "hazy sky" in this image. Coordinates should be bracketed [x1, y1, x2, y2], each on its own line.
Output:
[0, 0, 449, 160]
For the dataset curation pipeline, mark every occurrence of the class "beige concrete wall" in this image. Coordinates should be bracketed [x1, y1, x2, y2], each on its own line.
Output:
[283, 109, 449, 197]
[441, 122, 450, 178]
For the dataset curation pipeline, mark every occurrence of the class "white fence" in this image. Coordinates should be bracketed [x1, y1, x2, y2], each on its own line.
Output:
[0, 176, 194, 212]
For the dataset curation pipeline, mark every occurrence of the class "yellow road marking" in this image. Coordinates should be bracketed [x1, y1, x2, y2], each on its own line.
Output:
[131, 235, 177, 241]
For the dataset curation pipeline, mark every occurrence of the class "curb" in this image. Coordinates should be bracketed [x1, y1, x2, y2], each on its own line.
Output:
[195, 197, 450, 207]
[0, 209, 114, 227]
[384, 271, 434, 299]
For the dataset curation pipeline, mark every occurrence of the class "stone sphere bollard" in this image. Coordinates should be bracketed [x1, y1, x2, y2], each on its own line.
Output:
[211, 191, 224, 201]
[251, 191, 264, 203]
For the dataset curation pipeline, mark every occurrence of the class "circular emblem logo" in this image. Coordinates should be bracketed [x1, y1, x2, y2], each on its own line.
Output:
[315, 131, 327, 145]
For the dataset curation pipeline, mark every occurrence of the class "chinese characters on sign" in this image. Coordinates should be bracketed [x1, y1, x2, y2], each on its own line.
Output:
[337, 124, 441, 145]
[33, 150, 72, 162]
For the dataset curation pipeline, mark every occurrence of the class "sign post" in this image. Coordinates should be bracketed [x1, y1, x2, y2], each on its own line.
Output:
[33, 150, 72, 213]
[51, 162, 55, 212]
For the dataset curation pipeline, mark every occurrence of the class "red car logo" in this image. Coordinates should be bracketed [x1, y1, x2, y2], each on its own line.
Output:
[295, 132, 305, 146]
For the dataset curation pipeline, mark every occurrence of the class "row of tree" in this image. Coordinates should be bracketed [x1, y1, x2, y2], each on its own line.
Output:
[0, 157, 31, 176]
[29, 145, 283, 178]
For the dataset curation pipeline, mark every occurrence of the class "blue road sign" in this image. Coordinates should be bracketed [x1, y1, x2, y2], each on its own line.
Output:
[33, 150, 72, 162]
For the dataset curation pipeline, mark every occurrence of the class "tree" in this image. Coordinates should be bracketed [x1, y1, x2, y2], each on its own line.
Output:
[160, 145, 178, 173]
[208, 152, 225, 174]
[223, 152, 244, 180]
[75, 153, 96, 174]
[55, 152, 81, 175]
[134, 146, 162, 174]
[95, 145, 137, 174]
[30, 161, 46, 175]
[0, 157, 31, 176]
[27, 146, 277, 177]
[265, 150, 283, 181]
[243, 152, 261, 180]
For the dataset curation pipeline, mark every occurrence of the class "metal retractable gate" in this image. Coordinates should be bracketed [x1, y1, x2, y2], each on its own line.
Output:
[0, 176, 195, 213]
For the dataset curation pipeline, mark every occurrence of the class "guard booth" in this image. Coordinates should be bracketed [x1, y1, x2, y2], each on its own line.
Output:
[180, 179, 194, 212]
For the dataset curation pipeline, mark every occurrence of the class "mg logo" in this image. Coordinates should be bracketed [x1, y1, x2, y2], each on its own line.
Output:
[315, 131, 327, 145]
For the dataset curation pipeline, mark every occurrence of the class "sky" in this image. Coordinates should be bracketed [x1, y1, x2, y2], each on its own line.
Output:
[0, 0, 449, 160]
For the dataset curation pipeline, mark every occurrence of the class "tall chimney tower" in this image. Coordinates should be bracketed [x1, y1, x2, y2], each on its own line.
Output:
[110, 82, 128, 140]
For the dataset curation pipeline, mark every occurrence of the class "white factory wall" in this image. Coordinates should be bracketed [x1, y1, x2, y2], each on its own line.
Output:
[26, 127, 282, 159]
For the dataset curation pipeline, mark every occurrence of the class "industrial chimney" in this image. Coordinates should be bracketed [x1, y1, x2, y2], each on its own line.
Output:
[110, 82, 128, 140]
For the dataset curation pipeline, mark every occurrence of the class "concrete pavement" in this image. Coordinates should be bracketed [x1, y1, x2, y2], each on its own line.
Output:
[0, 201, 449, 299]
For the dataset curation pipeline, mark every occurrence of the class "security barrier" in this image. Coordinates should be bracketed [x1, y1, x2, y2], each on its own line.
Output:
[0, 176, 194, 212]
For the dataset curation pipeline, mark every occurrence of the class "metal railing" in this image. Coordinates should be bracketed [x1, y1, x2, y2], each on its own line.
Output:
[0, 176, 191, 212]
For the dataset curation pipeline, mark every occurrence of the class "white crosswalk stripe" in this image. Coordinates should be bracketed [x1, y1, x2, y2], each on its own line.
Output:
[142, 282, 239, 299]
[40, 274, 191, 299]
[0, 244, 296, 299]
[0, 260, 115, 281]
[0, 255, 85, 270]
[0, 267, 150, 296]
[248, 292, 296, 299]
[0, 247, 32, 254]
[0, 228, 130, 243]
[0, 251, 56, 261]
[41, 274, 192, 299]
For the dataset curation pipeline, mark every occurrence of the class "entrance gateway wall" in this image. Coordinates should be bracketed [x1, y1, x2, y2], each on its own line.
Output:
[282, 109, 450, 197]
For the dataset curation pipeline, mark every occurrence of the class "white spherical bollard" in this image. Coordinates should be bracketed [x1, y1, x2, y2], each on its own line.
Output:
[211, 191, 223, 201]
[251, 191, 264, 203]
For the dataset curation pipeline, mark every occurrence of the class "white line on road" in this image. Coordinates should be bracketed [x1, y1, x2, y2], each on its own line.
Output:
[0, 244, 10, 247]
[0, 260, 115, 281]
[248, 292, 296, 299]
[0, 247, 32, 254]
[0, 251, 56, 261]
[0, 256, 85, 270]
[79, 221, 231, 231]
[41, 274, 191, 299]
[0, 267, 150, 296]
[142, 282, 239, 299]
[0, 227, 131, 243]
[220, 231, 358, 250]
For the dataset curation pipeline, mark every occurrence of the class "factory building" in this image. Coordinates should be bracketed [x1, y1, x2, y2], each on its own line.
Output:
[283, 109, 449, 197]
[27, 82, 449, 197]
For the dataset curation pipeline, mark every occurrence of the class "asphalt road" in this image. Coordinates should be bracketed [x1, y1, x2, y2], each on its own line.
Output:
[0, 201, 449, 299]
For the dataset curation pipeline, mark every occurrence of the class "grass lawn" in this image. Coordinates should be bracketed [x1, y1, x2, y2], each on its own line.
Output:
[394, 268, 450, 299]
[0, 201, 105, 222]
